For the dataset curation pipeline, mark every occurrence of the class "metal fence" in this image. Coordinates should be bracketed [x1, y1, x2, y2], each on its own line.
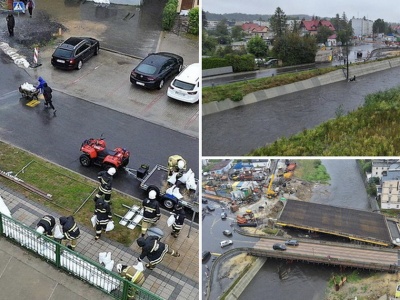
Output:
[0, 212, 163, 300]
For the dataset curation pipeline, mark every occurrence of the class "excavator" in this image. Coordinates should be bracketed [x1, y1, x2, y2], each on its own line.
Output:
[267, 174, 278, 199]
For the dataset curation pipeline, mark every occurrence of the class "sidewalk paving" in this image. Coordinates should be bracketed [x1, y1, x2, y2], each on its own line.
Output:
[0, 184, 199, 300]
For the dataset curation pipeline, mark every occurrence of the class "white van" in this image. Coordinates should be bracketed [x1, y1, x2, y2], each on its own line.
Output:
[167, 63, 199, 103]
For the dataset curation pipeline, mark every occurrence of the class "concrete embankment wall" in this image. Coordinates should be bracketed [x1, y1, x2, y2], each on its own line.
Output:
[224, 257, 267, 300]
[202, 57, 400, 116]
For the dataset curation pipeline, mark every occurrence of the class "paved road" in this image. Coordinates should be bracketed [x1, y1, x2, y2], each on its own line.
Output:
[0, 57, 198, 202]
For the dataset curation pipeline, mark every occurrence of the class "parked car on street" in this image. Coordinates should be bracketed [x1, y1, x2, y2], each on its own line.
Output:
[221, 212, 227, 220]
[167, 63, 200, 103]
[206, 205, 215, 212]
[285, 239, 299, 246]
[202, 251, 211, 262]
[223, 230, 232, 237]
[220, 240, 233, 248]
[265, 58, 278, 67]
[51, 37, 100, 70]
[130, 52, 183, 90]
[273, 243, 287, 251]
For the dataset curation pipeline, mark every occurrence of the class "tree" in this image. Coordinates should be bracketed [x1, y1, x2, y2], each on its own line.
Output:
[202, 32, 218, 56]
[330, 13, 341, 32]
[202, 10, 207, 29]
[247, 36, 268, 58]
[214, 19, 231, 45]
[373, 18, 386, 34]
[187, 7, 199, 35]
[231, 25, 244, 41]
[272, 33, 317, 65]
[215, 19, 229, 36]
[269, 7, 287, 37]
[316, 26, 333, 43]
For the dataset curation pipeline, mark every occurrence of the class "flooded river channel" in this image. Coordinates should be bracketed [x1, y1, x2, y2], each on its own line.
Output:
[203, 65, 400, 155]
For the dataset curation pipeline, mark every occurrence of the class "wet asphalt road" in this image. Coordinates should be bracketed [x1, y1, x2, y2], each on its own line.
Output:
[0, 53, 199, 202]
[202, 66, 400, 156]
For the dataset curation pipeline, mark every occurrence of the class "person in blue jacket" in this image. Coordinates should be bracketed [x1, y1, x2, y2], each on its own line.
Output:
[36, 76, 47, 94]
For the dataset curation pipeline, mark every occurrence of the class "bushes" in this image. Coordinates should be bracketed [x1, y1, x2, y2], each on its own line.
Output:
[162, 0, 178, 31]
[202, 57, 230, 70]
[225, 54, 255, 72]
[188, 7, 199, 35]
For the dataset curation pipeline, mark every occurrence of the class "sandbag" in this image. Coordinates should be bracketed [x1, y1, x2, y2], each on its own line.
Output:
[91, 215, 97, 227]
[105, 221, 114, 232]
[54, 225, 64, 239]
[167, 214, 175, 227]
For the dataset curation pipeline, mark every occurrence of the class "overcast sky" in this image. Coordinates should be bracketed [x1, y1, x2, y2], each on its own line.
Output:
[202, 0, 399, 23]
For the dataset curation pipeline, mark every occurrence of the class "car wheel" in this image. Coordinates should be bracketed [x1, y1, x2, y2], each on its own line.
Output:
[77, 60, 83, 70]
[158, 79, 164, 90]
[79, 154, 91, 167]
[94, 45, 99, 55]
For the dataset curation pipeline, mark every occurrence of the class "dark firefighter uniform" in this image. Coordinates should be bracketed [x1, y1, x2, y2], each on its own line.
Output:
[118, 264, 145, 299]
[36, 215, 56, 237]
[137, 236, 180, 270]
[59, 216, 80, 250]
[94, 168, 115, 204]
[171, 204, 185, 238]
[141, 189, 160, 236]
[94, 198, 112, 240]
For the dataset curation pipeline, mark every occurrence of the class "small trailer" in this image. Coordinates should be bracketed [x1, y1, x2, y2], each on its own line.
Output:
[125, 164, 198, 211]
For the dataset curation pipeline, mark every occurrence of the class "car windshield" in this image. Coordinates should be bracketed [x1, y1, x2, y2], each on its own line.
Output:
[137, 63, 157, 75]
[173, 79, 195, 91]
[53, 48, 73, 58]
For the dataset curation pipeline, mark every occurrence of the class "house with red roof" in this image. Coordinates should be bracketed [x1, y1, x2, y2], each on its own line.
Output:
[300, 19, 335, 36]
[241, 22, 269, 39]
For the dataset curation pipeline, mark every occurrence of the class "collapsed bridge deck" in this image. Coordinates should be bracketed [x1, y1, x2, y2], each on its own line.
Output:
[277, 199, 392, 246]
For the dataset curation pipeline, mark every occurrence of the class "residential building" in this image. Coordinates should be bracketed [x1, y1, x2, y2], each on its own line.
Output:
[351, 17, 373, 37]
[299, 19, 335, 36]
[241, 22, 269, 39]
[372, 160, 400, 180]
[208, 160, 234, 175]
[380, 167, 400, 209]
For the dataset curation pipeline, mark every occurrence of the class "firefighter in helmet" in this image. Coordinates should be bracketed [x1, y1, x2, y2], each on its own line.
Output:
[136, 235, 180, 270]
[116, 262, 145, 299]
[94, 167, 116, 204]
[59, 215, 80, 251]
[36, 215, 56, 237]
[171, 202, 186, 238]
[141, 188, 160, 237]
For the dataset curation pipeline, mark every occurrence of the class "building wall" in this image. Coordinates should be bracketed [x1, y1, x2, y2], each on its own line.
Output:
[381, 180, 400, 209]
[352, 18, 373, 36]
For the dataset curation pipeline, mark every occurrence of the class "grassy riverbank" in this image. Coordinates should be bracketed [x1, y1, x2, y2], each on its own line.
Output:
[294, 160, 330, 184]
[248, 86, 400, 156]
[202, 66, 337, 104]
[0, 141, 141, 245]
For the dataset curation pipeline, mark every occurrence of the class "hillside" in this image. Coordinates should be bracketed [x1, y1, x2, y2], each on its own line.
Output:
[204, 11, 311, 22]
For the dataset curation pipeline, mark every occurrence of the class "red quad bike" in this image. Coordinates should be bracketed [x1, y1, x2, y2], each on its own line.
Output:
[79, 137, 130, 171]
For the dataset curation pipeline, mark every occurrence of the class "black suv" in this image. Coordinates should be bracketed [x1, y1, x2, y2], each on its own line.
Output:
[130, 52, 183, 89]
[51, 37, 100, 70]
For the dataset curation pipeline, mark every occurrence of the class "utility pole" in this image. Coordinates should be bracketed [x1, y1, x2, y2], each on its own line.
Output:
[346, 42, 349, 81]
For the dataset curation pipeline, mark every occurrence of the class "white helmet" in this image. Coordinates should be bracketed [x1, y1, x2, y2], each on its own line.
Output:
[177, 160, 185, 170]
[149, 190, 157, 200]
[107, 167, 116, 176]
[36, 226, 45, 234]
[116, 264, 123, 273]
